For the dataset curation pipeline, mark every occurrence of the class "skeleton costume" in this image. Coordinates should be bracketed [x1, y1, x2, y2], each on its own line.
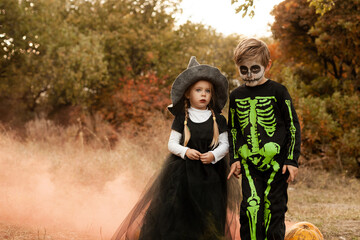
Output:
[228, 79, 301, 240]
[112, 57, 240, 240]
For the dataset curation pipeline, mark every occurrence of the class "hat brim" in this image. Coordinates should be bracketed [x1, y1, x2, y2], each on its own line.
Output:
[168, 64, 228, 115]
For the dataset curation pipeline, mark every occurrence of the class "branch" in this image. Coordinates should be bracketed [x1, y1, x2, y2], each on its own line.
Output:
[231, 0, 255, 18]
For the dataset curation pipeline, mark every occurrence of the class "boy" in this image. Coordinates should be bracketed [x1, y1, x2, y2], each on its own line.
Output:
[227, 38, 301, 240]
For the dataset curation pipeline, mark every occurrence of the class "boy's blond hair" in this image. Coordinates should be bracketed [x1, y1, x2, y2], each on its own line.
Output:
[233, 38, 270, 68]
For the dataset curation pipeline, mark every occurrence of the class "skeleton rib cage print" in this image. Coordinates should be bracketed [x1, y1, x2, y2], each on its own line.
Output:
[230, 95, 298, 167]
[232, 96, 280, 172]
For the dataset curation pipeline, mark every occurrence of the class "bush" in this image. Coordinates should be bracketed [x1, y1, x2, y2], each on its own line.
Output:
[298, 96, 340, 154]
[100, 72, 171, 131]
[326, 92, 360, 174]
[275, 67, 360, 174]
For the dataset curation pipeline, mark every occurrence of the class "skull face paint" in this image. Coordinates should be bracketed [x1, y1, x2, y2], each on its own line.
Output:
[238, 60, 265, 83]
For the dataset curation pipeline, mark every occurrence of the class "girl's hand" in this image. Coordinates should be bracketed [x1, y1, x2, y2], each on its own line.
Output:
[227, 161, 241, 179]
[185, 149, 201, 160]
[200, 152, 214, 164]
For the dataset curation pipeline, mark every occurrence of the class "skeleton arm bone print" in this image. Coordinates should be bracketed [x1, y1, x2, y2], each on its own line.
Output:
[281, 90, 301, 167]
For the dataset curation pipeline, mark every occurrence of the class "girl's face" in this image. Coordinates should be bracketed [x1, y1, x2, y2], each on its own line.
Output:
[186, 80, 213, 110]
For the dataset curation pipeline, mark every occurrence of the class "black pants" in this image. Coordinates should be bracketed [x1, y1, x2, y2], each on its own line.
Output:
[239, 164, 289, 240]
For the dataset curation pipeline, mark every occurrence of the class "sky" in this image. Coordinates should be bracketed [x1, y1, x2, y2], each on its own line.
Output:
[175, 0, 284, 37]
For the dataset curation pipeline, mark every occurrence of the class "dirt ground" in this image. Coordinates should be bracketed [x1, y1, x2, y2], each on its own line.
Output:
[1, 123, 359, 240]
[1, 167, 359, 240]
[286, 167, 360, 240]
[0, 222, 98, 240]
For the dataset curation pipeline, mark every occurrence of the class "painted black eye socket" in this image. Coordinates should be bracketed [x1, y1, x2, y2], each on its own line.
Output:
[250, 65, 261, 74]
[240, 65, 262, 75]
[239, 66, 249, 75]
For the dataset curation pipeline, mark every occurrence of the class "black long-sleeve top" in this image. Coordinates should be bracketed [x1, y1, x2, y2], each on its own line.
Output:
[228, 79, 301, 171]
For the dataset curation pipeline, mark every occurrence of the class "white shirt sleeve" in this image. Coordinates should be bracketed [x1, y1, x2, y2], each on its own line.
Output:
[210, 132, 229, 164]
[168, 130, 189, 159]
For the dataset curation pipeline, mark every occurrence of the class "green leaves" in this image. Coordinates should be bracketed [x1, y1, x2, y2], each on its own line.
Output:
[231, 0, 255, 18]
[1, 0, 241, 126]
[308, 0, 335, 15]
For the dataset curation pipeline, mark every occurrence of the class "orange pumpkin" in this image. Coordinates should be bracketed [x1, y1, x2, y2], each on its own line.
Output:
[285, 221, 324, 240]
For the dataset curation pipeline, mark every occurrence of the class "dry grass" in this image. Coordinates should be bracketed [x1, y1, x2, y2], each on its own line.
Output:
[0, 222, 95, 240]
[1, 116, 360, 239]
[0, 115, 171, 240]
[287, 167, 360, 239]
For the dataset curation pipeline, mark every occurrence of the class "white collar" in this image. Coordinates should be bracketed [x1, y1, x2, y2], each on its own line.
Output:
[188, 107, 212, 123]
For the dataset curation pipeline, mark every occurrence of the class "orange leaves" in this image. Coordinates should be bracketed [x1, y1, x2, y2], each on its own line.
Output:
[267, 42, 281, 62]
[146, 51, 155, 62]
[103, 72, 171, 129]
[284, 1, 299, 12]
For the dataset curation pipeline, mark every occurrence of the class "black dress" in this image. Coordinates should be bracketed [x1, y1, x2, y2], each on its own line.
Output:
[111, 113, 240, 240]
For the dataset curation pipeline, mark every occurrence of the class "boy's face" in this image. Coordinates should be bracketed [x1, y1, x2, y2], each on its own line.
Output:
[238, 59, 268, 87]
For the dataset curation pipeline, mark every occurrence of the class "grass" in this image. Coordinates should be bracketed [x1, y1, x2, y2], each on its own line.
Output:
[286, 167, 360, 239]
[0, 116, 360, 239]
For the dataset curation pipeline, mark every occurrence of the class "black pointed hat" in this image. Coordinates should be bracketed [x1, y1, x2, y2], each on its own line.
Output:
[167, 56, 229, 115]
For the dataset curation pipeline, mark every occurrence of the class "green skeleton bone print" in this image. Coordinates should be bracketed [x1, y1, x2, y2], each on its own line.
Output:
[233, 96, 280, 171]
[230, 96, 282, 240]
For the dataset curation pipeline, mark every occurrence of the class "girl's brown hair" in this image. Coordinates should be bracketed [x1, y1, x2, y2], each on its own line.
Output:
[183, 82, 219, 149]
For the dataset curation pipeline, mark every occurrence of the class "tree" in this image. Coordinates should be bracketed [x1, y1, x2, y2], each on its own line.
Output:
[231, 0, 335, 17]
[309, 0, 360, 82]
[100, 72, 171, 130]
[271, 0, 319, 67]
[271, 0, 360, 83]
[68, 0, 181, 83]
[0, 0, 49, 123]
[0, 0, 110, 124]
[1, 0, 241, 128]
[231, 0, 255, 18]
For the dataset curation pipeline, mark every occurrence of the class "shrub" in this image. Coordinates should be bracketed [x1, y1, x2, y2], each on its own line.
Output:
[298, 96, 340, 154]
[100, 72, 171, 131]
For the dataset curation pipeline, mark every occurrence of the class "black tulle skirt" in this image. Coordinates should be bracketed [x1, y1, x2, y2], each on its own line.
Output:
[111, 154, 241, 240]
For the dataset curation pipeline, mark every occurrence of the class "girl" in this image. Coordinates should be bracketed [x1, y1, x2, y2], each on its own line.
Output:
[111, 56, 240, 240]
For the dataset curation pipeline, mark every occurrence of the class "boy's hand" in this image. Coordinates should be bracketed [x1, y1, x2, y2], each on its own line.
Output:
[185, 149, 201, 160]
[227, 161, 241, 179]
[282, 164, 298, 183]
[200, 152, 214, 164]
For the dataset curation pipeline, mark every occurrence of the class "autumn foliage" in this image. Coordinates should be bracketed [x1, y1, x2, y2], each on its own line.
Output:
[101, 72, 171, 130]
[1, 0, 360, 175]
